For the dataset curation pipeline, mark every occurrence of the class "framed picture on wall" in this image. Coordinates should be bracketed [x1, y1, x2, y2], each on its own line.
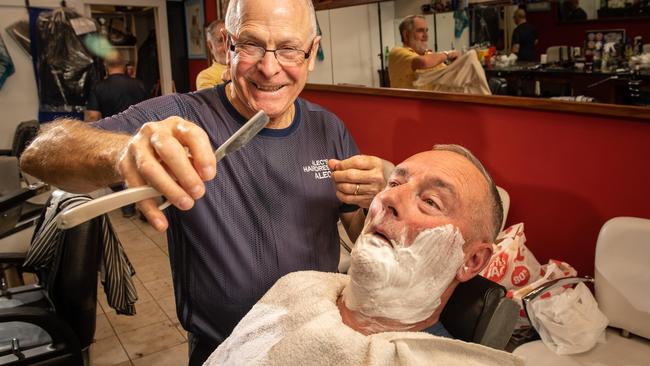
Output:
[584, 29, 625, 54]
[185, 0, 206, 59]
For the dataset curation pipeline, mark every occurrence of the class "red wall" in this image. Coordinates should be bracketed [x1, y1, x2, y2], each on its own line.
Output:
[187, 0, 219, 91]
[301, 89, 650, 276]
[526, 3, 650, 59]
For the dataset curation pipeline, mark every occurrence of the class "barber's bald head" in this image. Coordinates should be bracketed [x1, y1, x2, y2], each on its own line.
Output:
[225, 0, 317, 40]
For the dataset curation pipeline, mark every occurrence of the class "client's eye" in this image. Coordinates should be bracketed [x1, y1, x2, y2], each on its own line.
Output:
[424, 198, 440, 209]
[387, 180, 399, 188]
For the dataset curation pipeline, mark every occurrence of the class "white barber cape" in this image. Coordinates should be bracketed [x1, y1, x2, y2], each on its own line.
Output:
[413, 50, 491, 95]
[205, 271, 523, 366]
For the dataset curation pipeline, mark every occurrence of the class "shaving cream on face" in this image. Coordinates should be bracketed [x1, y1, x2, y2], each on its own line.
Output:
[342, 224, 465, 325]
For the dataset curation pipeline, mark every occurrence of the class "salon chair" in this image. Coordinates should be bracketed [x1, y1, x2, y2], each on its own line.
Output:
[513, 217, 650, 365]
[0, 193, 101, 365]
[0, 120, 48, 288]
[489, 77, 509, 95]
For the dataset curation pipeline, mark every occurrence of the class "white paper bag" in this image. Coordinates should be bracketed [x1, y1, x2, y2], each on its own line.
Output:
[529, 282, 608, 355]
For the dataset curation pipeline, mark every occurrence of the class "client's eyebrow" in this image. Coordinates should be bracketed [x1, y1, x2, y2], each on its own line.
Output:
[392, 167, 457, 197]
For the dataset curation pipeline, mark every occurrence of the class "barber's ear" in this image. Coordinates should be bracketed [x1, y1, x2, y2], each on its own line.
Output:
[222, 29, 231, 65]
[308, 36, 322, 72]
[456, 242, 493, 282]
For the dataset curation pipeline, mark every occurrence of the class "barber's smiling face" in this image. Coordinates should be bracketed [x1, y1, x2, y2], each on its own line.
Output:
[226, 0, 319, 120]
[364, 150, 487, 247]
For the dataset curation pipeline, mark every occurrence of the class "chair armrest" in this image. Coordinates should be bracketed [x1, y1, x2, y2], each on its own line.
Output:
[0, 188, 37, 213]
[521, 276, 594, 328]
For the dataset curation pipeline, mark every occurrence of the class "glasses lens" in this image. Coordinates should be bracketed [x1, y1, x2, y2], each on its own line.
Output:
[236, 44, 264, 60]
[276, 49, 305, 65]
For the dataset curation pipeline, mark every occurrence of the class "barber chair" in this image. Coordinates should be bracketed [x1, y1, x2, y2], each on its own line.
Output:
[0, 193, 101, 365]
[0, 120, 48, 288]
[441, 275, 519, 349]
[513, 217, 650, 365]
[489, 77, 509, 95]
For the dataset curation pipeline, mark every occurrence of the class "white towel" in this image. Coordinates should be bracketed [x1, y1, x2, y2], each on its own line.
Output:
[206, 271, 523, 366]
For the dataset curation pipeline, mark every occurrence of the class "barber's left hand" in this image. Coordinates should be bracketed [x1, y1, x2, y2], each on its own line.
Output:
[328, 155, 387, 209]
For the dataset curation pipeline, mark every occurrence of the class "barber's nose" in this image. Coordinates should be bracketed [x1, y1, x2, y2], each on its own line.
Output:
[256, 51, 282, 78]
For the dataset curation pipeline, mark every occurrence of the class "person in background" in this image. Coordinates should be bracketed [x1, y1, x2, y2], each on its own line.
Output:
[85, 51, 149, 217]
[388, 15, 460, 89]
[205, 145, 517, 366]
[20, 0, 389, 364]
[511, 8, 538, 62]
[195, 19, 230, 90]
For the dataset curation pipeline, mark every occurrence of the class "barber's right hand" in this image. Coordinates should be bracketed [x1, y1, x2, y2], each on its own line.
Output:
[117, 116, 217, 231]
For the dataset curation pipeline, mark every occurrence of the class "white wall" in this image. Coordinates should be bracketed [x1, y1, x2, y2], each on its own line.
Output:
[309, 10, 334, 84]
[0, 0, 170, 150]
[309, 3, 394, 88]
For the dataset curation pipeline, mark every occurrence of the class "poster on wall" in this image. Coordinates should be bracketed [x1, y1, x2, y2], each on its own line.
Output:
[185, 0, 206, 59]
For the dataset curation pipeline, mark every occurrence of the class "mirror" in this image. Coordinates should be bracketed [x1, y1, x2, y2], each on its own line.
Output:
[308, 0, 649, 107]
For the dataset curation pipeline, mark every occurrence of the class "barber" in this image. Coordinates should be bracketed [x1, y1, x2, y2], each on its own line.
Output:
[20, 0, 389, 364]
[388, 15, 460, 89]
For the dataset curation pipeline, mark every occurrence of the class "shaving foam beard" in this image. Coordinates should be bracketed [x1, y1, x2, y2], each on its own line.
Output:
[343, 224, 465, 325]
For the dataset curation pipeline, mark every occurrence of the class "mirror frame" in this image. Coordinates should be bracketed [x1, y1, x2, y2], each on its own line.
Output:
[305, 83, 650, 121]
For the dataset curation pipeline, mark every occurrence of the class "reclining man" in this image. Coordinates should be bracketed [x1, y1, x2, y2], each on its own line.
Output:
[205, 145, 521, 366]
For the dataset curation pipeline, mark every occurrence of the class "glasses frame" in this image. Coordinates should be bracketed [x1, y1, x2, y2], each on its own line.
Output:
[227, 34, 314, 65]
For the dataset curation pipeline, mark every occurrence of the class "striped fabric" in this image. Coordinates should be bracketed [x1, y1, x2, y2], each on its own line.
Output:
[23, 192, 138, 315]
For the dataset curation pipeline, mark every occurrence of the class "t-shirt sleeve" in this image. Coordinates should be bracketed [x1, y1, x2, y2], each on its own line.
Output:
[89, 94, 186, 135]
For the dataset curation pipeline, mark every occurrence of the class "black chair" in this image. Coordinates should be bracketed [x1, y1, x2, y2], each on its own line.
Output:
[488, 77, 509, 95]
[441, 275, 519, 350]
[0, 194, 101, 365]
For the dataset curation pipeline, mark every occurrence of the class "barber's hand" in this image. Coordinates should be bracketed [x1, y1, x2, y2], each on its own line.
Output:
[446, 50, 460, 61]
[328, 155, 387, 209]
[117, 116, 216, 231]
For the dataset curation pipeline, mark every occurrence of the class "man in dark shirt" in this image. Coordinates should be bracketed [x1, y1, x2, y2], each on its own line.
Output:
[562, 0, 588, 21]
[85, 52, 149, 217]
[85, 52, 149, 122]
[511, 9, 538, 62]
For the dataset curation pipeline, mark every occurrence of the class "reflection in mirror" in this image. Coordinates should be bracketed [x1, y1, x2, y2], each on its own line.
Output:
[308, 0, 649, 107]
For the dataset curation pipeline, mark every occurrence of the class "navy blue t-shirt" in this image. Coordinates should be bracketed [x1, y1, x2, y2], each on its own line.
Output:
[93, 83, 360, 342]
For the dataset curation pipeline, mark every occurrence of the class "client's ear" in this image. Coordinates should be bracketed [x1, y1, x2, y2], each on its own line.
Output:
[456, 242, 493, 282]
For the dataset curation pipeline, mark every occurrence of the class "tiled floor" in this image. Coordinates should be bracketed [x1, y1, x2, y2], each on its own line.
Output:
[88, 210, 189, 366]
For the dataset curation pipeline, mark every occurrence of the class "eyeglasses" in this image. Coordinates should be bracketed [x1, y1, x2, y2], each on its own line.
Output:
[228, 35, 313, 66]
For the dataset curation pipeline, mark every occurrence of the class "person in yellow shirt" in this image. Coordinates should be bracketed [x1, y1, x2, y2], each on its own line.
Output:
[388, 15, 459, 89]
[195, 19, 230, 90]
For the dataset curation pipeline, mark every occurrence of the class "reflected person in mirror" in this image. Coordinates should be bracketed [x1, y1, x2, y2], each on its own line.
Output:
[196, 19, 230, 90]
[511, 8, 538, 62]
[205, 145, 521, 366]
[388, 15, 460, 89]
[20, 0, 390, 364]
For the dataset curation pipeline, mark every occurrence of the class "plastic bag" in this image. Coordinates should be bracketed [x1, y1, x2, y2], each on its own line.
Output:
[529, 282, 608, 355]
[481, 223, 577, 329]
[36, 8, 98, 112]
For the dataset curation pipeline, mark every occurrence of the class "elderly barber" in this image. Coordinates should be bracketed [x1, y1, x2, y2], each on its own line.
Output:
[20, 0, 387, 364]
[205, 145, 520, 366]
[388, 15, 460, 89]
